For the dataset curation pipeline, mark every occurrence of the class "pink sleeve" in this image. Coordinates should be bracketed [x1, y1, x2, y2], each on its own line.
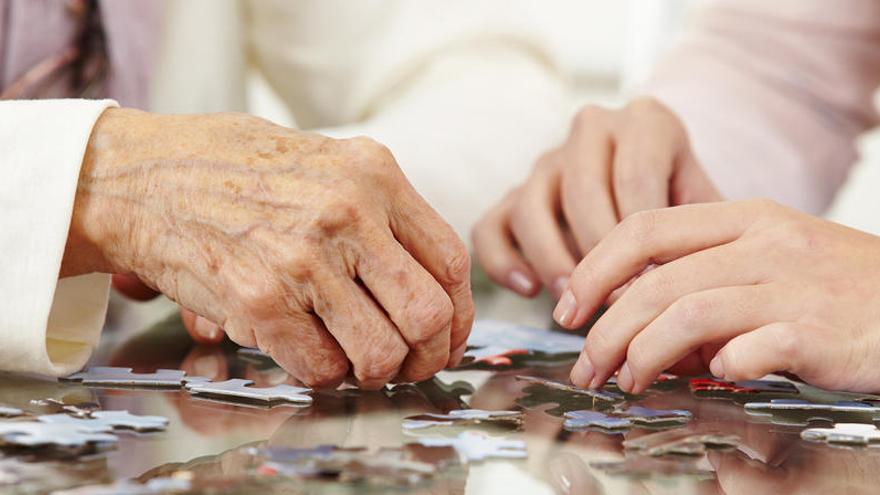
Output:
[644, 0, 880, 214]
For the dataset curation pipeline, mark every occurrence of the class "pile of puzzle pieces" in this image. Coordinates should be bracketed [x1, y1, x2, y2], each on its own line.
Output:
[0, 366, 315, 459]
[0, 402, 168, 456]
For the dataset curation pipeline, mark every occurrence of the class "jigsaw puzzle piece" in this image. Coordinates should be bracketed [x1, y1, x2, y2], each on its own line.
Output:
[402, 409, 523, 430]
[563, 411, 632, 431]
[460, 320, 584, 368]
[184, 378, 313, 405]
[38, 411, 169, 432]
[801, 423, 880, 446]
[61, 367, 197, 388]
[620, 406, 693, 425]
[744, 399, 880, 426]
[0, 422, 117, 449]
[624, 428, 739, 456]
[564, 407, 692, 432]
[516, 375, 624, 403]
[416, 431, 527, 462]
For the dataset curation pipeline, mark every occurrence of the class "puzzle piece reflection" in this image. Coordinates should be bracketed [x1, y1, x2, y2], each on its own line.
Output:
[801, 423, 880, 446]
[563, 406, 691, 432]
[402, 409, 523, 430]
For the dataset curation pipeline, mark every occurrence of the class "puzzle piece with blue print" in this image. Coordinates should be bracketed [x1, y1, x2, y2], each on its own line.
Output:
[563, 406, 691, 432]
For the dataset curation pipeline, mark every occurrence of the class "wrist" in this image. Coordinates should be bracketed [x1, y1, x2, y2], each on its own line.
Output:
[61, 107, 157, 277]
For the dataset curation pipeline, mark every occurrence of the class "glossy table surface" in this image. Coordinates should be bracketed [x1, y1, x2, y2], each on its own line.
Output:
[1, 295, 879, 494]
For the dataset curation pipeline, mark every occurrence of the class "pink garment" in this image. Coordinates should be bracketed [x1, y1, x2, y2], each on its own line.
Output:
[645, 0, 880, 215]
[0, 0, 162, 108]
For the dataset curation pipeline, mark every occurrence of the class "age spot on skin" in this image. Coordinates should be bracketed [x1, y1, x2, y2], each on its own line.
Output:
[272, 136, 289, 154]
[224, 180, 242, 195]
[317, 203, 361, 237]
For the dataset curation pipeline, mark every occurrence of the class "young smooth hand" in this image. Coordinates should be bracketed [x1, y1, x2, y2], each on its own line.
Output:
[472, 98, 721, 298]
[554, 200, 880, 394]
[62, 108, 474, 389]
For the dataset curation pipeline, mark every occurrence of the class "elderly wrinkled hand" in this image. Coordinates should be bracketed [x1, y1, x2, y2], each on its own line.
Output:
[472, 97, 721, 299]
[555, 199, 880, 394]
[63, 108, 474, 389]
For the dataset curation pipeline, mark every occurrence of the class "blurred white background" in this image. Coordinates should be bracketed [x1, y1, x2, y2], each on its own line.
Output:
[228, 0, 880, 235]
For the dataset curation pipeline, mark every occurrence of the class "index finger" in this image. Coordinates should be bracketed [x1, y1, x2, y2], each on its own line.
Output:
[553, 200, 763, 329]
[390, 188, 476, 367]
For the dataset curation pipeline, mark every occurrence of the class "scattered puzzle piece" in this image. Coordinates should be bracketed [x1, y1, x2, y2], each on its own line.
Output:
[61, 367, 207, 388]
[184, 378, 312, 405]
[590, 456, 715, 480]
[744, 399, 880, 426]
[402, 409, 523, 430]
[416, 431, 526, 462]
[516, 375, 623, 403]
[462, 320, 583, 366]
[0, 422, 117, 448]
[38, 411, 169, 432]
[801, 423, 880, 446]
[624, 428, 739, 456]
[563, 411, 631, 431]
[690, 378, 798, 396]
[563, 406, 691, 432]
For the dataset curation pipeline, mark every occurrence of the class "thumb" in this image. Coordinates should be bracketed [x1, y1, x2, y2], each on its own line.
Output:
[180, 307, 226, 345]
[709, 321, 854, 391]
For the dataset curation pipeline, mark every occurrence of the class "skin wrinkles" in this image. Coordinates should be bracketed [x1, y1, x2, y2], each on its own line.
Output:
[68, 107, 473, 388]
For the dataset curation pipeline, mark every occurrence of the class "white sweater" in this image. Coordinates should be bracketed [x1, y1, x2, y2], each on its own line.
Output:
[0, 99, 116, 376]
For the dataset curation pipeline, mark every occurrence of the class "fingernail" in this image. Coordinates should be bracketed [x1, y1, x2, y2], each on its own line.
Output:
[194, 316, 219, 340]
[552, 276, 569, 299]
[709, 356, 725, 379]
[193, 354, 222, 378]
[570, 356, 595, 388]
[553, 289, 578, 327]
[617, 363, 634, 392]
[508, 271, 536, 295]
